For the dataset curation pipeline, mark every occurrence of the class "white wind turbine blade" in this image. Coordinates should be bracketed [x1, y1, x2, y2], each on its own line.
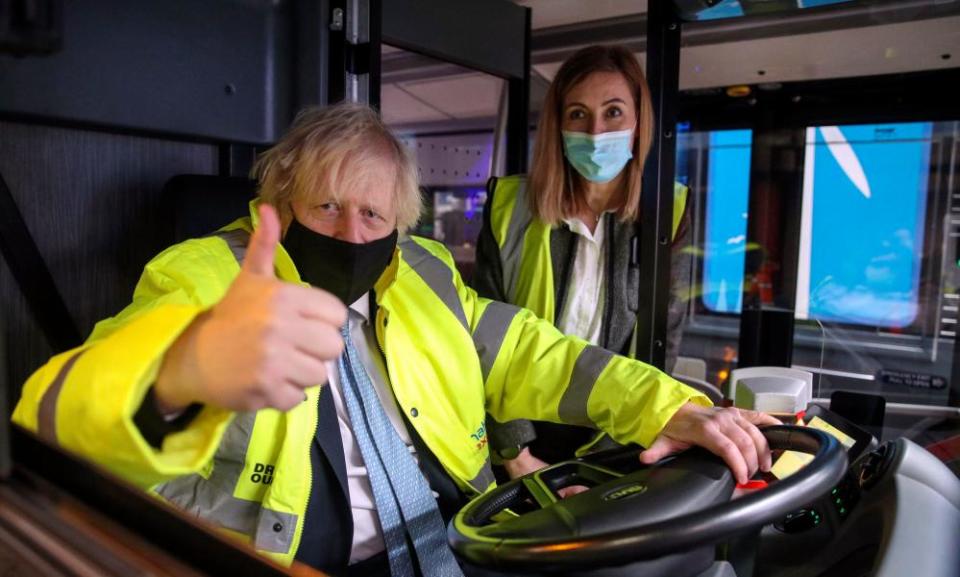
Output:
[819, 126, 872, 199]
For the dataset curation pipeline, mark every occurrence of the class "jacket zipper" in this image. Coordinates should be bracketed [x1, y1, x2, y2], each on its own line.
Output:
[601, 215, 616, 349]
[297, 383, 321, 559]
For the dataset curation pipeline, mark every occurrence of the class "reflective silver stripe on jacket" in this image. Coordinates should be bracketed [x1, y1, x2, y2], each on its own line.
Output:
[154, 411, 298, 554]
[37, 348, 88, 444]
[467, 457, 496, 494]
[500, 182, 532, 303]
[558, 345, 615, 427]
[471, 301, 520, 382]
[212, 228, 250, 262]
[399, 239, 470, 332]
[401, 239, 501, 493]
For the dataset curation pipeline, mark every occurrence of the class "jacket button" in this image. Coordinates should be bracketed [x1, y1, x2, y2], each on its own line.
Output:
[273, 523, 283, 533]
[410, 407, 419, 418]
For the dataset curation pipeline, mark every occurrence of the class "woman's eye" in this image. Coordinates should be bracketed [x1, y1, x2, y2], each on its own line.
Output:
[362, 209, 383, 221]
[606, 107, 623, 118]
[316, 203, 339, 214]
[568, 109, 586, 121]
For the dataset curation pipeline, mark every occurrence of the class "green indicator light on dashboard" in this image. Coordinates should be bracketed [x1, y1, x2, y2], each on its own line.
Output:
[840, 508, 846, 515]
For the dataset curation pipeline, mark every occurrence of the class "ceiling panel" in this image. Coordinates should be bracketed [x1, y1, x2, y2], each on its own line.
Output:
[679, 16, 960, 89]
[380, 83, 451, 125]
[397, 74, 504, 119]
[383, 8, 960, 130]
[532, 17, 960, 89]
[514, 0, 645, 29]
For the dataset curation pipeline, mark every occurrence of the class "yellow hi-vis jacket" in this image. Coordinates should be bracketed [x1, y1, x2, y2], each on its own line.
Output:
[487, 174, 689, 345]
[13, 201, 709, 566]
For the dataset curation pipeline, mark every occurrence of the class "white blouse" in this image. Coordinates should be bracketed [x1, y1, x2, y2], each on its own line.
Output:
[555, 213, 609, 345]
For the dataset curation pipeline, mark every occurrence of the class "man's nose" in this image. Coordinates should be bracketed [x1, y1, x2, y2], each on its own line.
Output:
[334, 214, 364, 244]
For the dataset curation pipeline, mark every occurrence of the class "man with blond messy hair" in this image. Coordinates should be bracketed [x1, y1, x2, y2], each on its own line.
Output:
[15, 102, 774, 577]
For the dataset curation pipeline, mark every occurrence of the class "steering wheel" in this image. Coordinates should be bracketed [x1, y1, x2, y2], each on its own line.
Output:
[449, 425, 847, 573]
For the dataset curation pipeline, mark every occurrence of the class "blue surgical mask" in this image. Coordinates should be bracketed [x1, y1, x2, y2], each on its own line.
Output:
[562, 129, 634, 183]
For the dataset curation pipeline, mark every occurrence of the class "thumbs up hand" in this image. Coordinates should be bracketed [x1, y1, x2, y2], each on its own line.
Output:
[155, 204, 347, 414]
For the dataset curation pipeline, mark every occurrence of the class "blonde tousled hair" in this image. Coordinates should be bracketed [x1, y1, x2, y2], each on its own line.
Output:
[252, 102, 422, 233]
[529, 45, 654, 225]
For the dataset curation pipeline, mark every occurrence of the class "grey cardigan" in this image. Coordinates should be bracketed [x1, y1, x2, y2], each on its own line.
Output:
[472, 176, 692, 453]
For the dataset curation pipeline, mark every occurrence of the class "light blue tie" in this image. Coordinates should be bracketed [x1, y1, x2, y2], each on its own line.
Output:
[337, 322, 464, 577]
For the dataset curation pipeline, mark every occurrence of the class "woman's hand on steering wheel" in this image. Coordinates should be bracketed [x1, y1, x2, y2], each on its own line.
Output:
[639, 403, 781, 484]
[503, 447, 589, 498]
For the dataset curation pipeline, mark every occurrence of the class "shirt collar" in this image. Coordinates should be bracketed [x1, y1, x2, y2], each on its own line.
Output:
[563, 212, 609, 243]
[348, 294, 371, 324]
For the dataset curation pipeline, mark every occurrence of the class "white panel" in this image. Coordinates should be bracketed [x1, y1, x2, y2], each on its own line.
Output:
[534, 56, 646, 84]
[796, 127, 817, 321]
[532, 62, 562, 82]
[380, 83, 450, 126]
[398, 74, 503, 119]
[399, 132, 494, 187]
[515, 0, 645, 29]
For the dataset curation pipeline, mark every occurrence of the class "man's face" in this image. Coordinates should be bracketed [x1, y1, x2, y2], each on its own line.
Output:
[289, 154, 399, 243]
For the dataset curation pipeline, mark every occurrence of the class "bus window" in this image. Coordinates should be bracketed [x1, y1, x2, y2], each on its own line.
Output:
[698, 129, 753, 315]
[680, 119, 958, 407]
[796, 122, 932, 329]
[380, 44, 504, 281]
[796, 120, 957, 408]
[675, 127, 754, 386]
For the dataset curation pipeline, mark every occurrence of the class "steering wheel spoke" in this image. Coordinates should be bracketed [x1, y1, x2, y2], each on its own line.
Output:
[522, 474, 559, 508]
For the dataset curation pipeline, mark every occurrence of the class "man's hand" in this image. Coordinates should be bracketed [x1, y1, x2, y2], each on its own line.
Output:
[502, 447, 549, 480]
[503, 447, 588, 498]
[639, 403, 780, 485]
[155, 204, 348, 414]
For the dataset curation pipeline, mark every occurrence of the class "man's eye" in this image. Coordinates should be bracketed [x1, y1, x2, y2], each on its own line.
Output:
[362, 209, 383, 221]
[318, 203, 339, 213]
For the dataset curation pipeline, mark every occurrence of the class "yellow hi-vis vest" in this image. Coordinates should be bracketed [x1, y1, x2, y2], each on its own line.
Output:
[489, 175, 688, 331]
[13, 200, 708, 566]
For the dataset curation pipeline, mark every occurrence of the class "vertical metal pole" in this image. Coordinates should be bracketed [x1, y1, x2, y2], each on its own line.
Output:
[367, 0, 381, 110]
[490, 81, 510, 178]
[952, 301, 960, 407]
[505, 6, 531, 175]
[636, 0, 682, 369]
[339, 0, 379, 107]
[326, 0, 347, 103]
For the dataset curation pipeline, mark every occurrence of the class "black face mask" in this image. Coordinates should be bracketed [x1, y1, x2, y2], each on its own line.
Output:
[282, 218, 398, 305]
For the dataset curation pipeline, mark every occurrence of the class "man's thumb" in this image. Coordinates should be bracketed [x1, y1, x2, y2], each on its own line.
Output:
[638, 436, 674, 465]
[243, 204, 281, 277]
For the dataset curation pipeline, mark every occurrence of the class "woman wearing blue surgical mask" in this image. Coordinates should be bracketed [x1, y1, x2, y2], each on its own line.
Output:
[473, 45, 692, 485]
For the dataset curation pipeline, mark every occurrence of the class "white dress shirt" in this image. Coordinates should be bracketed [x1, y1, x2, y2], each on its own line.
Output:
[555, 213, 609, 345]
[324, 296, 418, 564]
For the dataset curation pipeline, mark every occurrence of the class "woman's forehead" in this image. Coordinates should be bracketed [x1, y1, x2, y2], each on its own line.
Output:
[564, 71, 632, 104]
